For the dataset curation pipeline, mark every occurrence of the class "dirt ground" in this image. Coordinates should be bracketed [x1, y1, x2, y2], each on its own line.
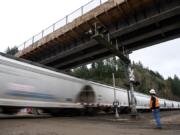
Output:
[0, 111, 180, 135]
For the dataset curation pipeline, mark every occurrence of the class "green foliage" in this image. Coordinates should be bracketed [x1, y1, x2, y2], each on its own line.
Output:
[72, 57, 180, 100]
[73, 57, 128, 87]
[167, 75, 180, 98]
[5, 46, 19, 55]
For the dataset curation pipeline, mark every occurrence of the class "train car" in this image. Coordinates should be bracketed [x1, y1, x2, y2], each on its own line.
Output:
[135, 92, 150, 109]
[0, 53, 87, 114]
[0, 53, 180, 115]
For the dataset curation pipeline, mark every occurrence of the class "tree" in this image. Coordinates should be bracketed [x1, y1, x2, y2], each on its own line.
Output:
[171, 75, 180, 97]
[72, 57, 180, 99]
[5, 46, 19, 55]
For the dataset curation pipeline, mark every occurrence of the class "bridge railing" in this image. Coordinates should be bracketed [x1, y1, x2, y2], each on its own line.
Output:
[17, 0, 109, 52]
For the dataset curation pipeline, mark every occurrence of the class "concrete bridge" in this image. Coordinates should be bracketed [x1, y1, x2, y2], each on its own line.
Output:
[16, 0, 180, 70]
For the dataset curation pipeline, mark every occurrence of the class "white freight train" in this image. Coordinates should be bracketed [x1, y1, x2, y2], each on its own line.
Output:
[0, 53, 180, 114]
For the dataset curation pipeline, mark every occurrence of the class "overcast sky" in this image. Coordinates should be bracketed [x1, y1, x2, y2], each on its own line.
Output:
[0, 0, 179, 79]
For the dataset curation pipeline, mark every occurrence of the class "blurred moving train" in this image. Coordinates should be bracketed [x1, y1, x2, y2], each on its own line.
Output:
[0, 53, 180, 115]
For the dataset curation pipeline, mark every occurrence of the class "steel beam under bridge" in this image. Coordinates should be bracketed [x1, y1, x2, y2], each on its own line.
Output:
[16, 0, 180, 70]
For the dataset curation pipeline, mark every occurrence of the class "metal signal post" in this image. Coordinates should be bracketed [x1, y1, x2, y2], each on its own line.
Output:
[112, 73, 120, 118]
[91, 23, 137, 116]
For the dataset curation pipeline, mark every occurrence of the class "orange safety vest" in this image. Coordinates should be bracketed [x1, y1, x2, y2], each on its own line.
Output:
[149, 96, 159, 109]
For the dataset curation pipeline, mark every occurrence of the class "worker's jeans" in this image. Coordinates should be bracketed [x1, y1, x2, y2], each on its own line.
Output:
[152, 109, 162, 128]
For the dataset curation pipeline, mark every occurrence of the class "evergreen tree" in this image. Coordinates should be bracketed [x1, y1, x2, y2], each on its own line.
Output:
[171, 75, 180, 97]
[72, 57, 180, 100]
[5, 46, 19, 55]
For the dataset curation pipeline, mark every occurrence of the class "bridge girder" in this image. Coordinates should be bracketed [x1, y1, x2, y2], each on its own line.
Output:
[16, 0, 180, 70]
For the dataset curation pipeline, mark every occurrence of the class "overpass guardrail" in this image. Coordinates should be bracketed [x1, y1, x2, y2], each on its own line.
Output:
[17, 0, 109, 51]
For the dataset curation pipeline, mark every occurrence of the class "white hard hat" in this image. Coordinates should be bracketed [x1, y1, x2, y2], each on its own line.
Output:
[149, 89, 156, 94]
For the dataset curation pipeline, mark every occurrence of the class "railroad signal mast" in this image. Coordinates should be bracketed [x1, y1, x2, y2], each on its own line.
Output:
[90, 23, 137, 116]
[127, 62, 137, 116]
[112, 73, 120, 118]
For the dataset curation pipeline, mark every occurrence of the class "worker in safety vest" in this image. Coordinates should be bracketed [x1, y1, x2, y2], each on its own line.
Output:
[149, 89, 162, 129]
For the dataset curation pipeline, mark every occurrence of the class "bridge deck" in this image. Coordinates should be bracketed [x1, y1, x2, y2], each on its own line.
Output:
[16, 0, 180, 70]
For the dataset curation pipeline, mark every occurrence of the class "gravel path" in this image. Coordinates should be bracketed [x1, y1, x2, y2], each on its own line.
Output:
[0, 111, 180, 135]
